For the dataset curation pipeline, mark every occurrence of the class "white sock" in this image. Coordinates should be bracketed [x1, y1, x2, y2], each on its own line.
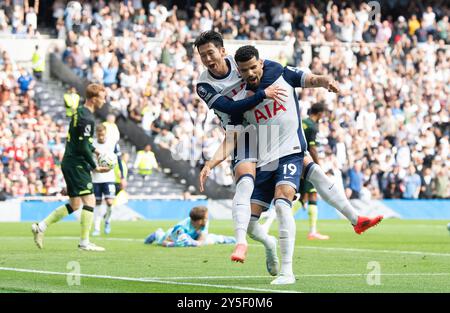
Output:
[93, 205, 104, 232]
[306, 163, 359, 225]
[104, 204, 112, 224]
[232, 175, 254, 245]
[261, 201, 277, 231]
[38, 221, 47, 232]
[80, 239, 89, 246]
[274, 198, 296, 277]
[247, 215, 272, 247]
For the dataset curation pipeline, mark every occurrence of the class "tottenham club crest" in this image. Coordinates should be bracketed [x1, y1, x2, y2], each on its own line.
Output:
[198, 85, 208, 98]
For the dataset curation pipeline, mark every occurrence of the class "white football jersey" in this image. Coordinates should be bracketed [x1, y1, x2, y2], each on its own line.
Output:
[196, 56, 246, 128]
[92, 138, 117, 183]
[234, 61, 308, 168]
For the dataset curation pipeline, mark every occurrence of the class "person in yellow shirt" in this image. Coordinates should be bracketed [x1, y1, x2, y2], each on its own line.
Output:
[31, 45, 45, 81]
[133, 144, 159, 179]
[114, 152, 128, 194]
[63, 86, 80, 118]
[408, 14, 421, 36]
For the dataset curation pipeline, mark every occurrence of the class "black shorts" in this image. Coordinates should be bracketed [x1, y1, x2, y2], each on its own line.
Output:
[299, 179, 317, 195]
[61, 159, 93, 197]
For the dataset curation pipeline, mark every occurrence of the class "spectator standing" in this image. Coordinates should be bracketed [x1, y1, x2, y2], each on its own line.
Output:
[347, 161, 364, 199]
[402, 165, 422, 199]
[420, 167, 434, 199]
[63, 86, 80, 118]
[133, 144, 158, 180]
[433, 165, 449, 199]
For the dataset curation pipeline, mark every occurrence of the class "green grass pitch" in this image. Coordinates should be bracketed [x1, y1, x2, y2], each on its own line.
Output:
[0, 219, 449, 293]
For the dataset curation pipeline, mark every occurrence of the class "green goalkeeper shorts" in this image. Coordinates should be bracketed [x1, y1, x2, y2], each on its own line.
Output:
[61, 159, 93, 197]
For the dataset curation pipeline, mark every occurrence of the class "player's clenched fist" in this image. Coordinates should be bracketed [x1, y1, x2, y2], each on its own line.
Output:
[326, 78, 340, 93]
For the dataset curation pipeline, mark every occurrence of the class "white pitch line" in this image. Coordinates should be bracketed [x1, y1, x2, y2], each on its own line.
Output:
[0, 267, 300, 293]
[2, 236, 143, 242]
[4, 236, 450, 257]
[140, 273, 450, 280]
[293, 246, 450, 257]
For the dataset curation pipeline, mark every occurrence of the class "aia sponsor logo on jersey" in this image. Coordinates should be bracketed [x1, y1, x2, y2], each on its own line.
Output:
[254, 100, 286, 123]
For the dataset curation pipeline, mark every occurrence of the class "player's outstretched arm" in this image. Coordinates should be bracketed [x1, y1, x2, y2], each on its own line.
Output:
[304, 73, 340, 93]
[196, 83, 287, 115]
[283, 66, 340, 93]
[199, 131, 237, 192]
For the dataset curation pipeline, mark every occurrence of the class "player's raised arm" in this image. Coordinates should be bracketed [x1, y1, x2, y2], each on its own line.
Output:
[283, 66, 340, 93]
[304, 74, 340, 93]
[196, 82, 287, 115]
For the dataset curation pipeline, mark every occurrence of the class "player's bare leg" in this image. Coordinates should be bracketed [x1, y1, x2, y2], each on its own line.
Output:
[230, 161, 255, 263]
[247, 203, 279, 276]
[271, 184, 297, 285]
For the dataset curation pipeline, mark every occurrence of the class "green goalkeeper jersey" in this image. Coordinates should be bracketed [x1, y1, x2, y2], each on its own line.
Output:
[63, 105, 97, 170]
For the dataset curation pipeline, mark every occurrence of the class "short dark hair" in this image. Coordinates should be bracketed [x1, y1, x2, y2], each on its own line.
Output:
[310, 102, 327, 115]
[190, 206, 208, 221]
[194, 31, 224, 50]
[234, 45, 259, 63]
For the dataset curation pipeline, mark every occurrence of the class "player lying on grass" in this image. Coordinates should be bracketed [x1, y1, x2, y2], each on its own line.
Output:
[144, 206, 236, 247]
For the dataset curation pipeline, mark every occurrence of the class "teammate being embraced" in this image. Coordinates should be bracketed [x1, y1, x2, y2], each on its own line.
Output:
[201, 46, 383, 284]
[262, 102, 331, 240]
[92, 124, 124, 236]
[31, 84, 110, 251]
[194, 31, 287, 266]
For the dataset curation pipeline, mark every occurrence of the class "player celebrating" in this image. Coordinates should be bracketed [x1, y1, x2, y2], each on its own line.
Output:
[194, 31, 286, 272]
[201, 46, 383, 284]
[31, 84, 110, 251]
[200, 47, 383, 238]
[262, 102, 331, 240]
[92, 124, 124, 236]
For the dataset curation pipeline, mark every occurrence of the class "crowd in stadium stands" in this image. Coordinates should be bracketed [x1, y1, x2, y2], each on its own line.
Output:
[0, 48, 67, 198]
[0, 0, 449, 200]
[0, 0, 40, 37]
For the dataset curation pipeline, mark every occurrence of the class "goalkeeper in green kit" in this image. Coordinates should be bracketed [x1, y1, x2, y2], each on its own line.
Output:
[32, 84, 111, 251]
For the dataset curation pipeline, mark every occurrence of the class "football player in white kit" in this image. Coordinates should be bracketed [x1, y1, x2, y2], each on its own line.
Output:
[92, 124, 124, 235]
[201, 45, 383, 284]
[194, 31, 287, 272]
[236, 46, 383, 284]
